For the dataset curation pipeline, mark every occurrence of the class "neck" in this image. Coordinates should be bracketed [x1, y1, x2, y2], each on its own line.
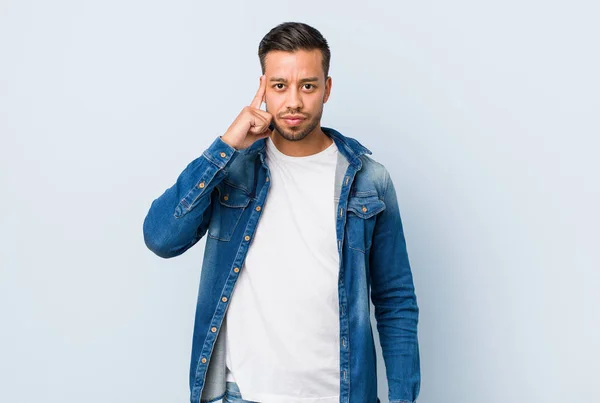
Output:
[269, 127, 333, 157]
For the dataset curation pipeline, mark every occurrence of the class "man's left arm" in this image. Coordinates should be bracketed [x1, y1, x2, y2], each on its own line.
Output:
[369, 168, 421, 403]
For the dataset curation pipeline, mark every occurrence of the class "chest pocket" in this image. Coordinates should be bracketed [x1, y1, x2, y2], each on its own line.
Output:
[345, 195, 386, 253]
[208, 182, 251, 241]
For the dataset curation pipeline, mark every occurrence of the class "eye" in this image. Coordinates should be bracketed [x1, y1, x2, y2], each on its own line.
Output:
[273, 83, 315, 90]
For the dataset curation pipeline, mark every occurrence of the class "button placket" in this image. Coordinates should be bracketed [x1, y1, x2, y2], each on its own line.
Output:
[197, 171, 269, 383]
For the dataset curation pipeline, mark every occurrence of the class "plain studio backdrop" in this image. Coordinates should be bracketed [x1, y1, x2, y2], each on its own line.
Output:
[1, 1, 598, 402]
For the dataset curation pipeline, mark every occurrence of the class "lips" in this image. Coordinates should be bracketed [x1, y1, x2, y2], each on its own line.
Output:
[282, 116, 305, 125]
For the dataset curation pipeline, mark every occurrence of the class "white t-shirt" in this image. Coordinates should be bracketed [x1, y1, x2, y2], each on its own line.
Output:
[223, 135, 341, 403]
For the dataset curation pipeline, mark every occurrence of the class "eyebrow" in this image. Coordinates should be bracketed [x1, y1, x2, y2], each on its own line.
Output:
[269, 76, 319, 83]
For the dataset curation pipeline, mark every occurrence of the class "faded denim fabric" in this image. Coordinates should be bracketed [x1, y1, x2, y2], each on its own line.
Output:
[223, 381, 258, 403]
[143, 126, 420, 403]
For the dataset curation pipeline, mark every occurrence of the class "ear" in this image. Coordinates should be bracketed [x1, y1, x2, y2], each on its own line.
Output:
[323, 76, 332, 104]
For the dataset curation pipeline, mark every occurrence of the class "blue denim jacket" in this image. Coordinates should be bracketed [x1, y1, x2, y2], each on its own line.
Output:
[143, 126, 420, 403]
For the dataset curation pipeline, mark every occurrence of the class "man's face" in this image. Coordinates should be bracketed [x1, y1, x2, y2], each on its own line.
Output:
[262, 49, 332, 142]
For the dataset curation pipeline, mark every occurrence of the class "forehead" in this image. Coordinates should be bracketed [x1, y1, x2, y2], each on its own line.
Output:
[264, 49, 323, 79]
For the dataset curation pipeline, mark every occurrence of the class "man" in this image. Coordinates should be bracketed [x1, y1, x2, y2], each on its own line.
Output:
[143, 22, 420, 403]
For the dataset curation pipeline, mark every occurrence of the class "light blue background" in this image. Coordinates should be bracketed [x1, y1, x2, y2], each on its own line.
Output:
[1, 1, 598, 402]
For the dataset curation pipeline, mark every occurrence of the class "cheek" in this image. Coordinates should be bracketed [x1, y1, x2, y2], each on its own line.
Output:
[266, 97, 287, 114]
[265, 92, 278, 106]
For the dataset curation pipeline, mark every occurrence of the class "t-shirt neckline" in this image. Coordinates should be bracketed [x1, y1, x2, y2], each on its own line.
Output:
[266, 135, 337, 162]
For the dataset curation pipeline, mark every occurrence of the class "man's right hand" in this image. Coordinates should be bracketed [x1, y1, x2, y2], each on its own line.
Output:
[221, 75, 274, 150]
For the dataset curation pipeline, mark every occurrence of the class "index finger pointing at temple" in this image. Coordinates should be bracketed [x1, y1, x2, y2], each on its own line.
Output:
[250, 75, 266, 109]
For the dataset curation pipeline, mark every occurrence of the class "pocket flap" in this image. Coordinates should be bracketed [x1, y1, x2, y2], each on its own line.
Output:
[216, 182, 251, 208]
[347, 196, 386, 219]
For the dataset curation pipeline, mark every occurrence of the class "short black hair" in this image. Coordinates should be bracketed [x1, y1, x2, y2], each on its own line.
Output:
[258, 22, 331, 79]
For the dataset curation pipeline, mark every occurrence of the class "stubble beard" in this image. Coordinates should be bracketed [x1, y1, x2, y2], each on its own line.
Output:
[270, 104, 324, 142]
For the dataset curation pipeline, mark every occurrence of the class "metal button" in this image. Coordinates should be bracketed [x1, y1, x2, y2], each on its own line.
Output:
[201, 357, 207, 364]
[211, 327, 217, 333]
[221, 297, 228, 302]
[244, 235, 250, 241]
[255, 206, 261, 211]
[223, 195, 229, 201]
[362, 206, 367, 212]
[220, 152, 226, 157]
[198, 182, 205, 188]
[233, 267, 240, 273]
[266, 177, 269, 182]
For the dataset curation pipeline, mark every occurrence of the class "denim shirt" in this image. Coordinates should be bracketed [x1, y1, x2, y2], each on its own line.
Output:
[143, 126, 420, 403]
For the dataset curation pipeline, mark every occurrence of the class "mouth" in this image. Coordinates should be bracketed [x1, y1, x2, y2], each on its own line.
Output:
[282, 116, 305, 126]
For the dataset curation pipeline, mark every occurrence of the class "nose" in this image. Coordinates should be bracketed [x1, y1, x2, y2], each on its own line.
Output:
[285, 86, 303, 111]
